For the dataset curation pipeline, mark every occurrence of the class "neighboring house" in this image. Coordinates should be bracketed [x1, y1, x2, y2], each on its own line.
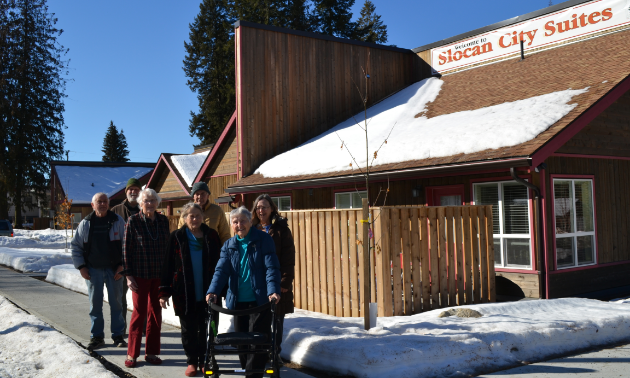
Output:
[6, 190, 51, 224]
[50, 161, 155, 225]
[192, 0, 630, 300]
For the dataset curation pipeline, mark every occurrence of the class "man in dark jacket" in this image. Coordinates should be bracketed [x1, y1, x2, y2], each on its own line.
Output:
[110, 177, 141, 331]
[71, 192, 127, 350]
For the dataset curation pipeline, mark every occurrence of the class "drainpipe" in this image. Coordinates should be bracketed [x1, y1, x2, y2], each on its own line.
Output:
[510, 167, 547, 299]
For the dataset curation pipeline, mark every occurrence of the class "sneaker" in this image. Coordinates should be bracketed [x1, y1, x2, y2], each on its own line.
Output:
[87, 337, 105, 351]
[185, 364, 197, 377]
[113, 336, 127, 348]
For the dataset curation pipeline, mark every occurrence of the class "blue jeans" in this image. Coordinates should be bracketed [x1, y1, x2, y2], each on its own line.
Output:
[85, 267, 125, 339]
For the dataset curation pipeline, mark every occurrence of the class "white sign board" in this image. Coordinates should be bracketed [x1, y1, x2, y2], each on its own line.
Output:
[431, 0, 630, 74]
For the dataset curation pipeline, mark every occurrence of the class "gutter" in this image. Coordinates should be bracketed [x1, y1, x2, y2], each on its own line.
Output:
[227, 157, 531, 194]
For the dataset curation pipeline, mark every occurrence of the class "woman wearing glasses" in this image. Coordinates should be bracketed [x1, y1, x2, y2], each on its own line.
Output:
[121, 188, 170, 368]
[251, 194, 295, 364]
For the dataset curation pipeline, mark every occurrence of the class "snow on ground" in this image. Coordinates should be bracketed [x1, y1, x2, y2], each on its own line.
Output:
[281, 298, 630, 378]
[0, 229, 72, 272]
[171, 151, 210, 187]
[54, 165, 153, 204]
[0, 295, 116, 378]
[46, 264, 234, 333]
[256, 78, 588, 178]
[611, 296, 630, 304]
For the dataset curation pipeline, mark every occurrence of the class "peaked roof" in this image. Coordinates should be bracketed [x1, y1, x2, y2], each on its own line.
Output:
[194, 111, 237, 183]
[227, 28, 630, 192]
[145, 153, 195, 196]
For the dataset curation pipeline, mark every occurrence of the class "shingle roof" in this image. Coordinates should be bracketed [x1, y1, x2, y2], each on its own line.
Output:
[228, 28, 630, 191]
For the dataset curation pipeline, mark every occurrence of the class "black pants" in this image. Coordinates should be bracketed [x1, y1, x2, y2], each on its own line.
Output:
[234, 301, 272, 378]
[179, 298, 221, 366]
[275, 314, 285, 354]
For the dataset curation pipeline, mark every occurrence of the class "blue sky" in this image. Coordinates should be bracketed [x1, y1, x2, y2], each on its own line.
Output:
[48, 0, 554, 163]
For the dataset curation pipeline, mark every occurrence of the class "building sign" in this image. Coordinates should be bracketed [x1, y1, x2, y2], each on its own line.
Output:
[431, 0, 630, 74]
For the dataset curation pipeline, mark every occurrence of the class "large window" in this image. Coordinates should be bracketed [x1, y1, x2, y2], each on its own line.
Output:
[473, 181, 531, 269]
[335, 191, 367, 209]
[271, 196, 291, 211]
[553, 179, 596, 269]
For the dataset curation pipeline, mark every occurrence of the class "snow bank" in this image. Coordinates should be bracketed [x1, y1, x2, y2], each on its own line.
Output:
[1, 229, 71, 250]
[46, 264, 234, 333]
[171, 151, 210, 187]
[256, 78, 588, 178]
[54, 165, 153, 204]
[0, 247, 72, 273]
[0, 295, 117, 378]
[281, 298, 630, 377]
[611, 296, 630, 304]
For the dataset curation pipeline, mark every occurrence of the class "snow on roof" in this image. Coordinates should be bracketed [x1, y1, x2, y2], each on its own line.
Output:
[170, 150, 210, 187]
[255, 77, 588, 178]
[55, 166, 153, 204]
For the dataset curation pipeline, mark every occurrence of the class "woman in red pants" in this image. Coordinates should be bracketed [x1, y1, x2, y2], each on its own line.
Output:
[121, 188, 170, 367]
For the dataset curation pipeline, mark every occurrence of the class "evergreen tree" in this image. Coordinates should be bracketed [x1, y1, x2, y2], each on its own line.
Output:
[102, 121, 128, 162]
[285, 0, 312, 31]
[311, 0, 355, 38]
[184, 0, 235, 145]
[354, 0, 387, 44]
[0, 0, 68, 227]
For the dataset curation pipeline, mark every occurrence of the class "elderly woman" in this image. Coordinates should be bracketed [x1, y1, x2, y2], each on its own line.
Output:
[206, 206, 281, 378]
[122, 188, 170, 368]
[159, 203, 222, 377]
[251, 194, 295, 364]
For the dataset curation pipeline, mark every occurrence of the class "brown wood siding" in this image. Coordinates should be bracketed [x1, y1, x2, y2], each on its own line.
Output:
[204, 130, 238, 178]
[548, 261, 630, 298]
[236, 25, 426, 177]
[207, 174, 239, 213]
[496, 272, 540, 298]
[154, 167, 187, 198]
[557, 89, 630, 156]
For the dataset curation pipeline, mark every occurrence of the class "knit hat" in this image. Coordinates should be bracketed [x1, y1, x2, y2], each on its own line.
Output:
[191, 182, 210, 196]
[126, 178, 142, 191]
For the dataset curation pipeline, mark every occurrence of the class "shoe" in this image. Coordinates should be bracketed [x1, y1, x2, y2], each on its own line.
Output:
[185, 364, 197, 377]
[145, 355, 162, 365]
[124, 358, 137, 368]
[87, 337, 105, 351]
[113, 336, 127, 348]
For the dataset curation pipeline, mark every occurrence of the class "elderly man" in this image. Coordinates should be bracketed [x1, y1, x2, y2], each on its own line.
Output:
[71, 192, 127, 350]
[178, 182, 231, 244]
[110, 177, 142, 330]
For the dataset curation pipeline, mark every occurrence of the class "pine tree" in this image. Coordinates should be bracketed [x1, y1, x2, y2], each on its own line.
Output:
[0, 0, 68, 228]
[311, 0, 355, 38]
[285, 0, 312, 31]
[354, 0, 387, 44]
[102, 121, 128, 162]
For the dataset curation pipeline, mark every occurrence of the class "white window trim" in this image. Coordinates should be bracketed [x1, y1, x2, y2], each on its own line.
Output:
[472, 180, 533, 270]
[334, 190, 367, 209]
[271, 196, 292, 211]
[553, 178, 597, 270]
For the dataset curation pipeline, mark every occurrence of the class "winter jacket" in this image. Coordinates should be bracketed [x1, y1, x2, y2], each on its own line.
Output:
[158, 224, 222, 316]
[110, 199, 140, 223]
[177, 201, 231, 245]
[257, 215, 295, 315]
[207, 227, 281, 310]
[70, 211, 126, 271]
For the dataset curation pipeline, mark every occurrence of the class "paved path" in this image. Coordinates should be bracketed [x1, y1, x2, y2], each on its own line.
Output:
[0, 266, 311, 378]
[479, 343, 630, 377]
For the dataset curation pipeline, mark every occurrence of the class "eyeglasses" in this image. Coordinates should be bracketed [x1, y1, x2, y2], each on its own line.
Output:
[255, 206, 270, 211]
[143, 199, 157, 204]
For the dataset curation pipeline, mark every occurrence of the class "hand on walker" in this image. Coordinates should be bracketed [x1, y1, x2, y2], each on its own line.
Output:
[159, 297, 169, 309]
[269, 292, 281, 304]
[206, 293, 217, 304]
[127, 276, 139, 293]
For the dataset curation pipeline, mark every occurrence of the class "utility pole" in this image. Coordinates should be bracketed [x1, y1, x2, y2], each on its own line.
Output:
[65, 150, 69, 161]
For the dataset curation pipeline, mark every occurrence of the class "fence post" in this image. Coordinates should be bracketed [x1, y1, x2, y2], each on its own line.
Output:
[362, 198, 370, 330]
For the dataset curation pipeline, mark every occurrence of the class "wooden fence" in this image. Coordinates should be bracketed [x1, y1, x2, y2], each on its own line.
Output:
[267, 205, 495, 318]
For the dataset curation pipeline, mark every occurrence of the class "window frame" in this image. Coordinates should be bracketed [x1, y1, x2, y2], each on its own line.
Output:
[425, 184, 465, 206]
[471, 178, 534, 271]
[334, 189, 368, 209]
[270, 195, 292, 211]
[551, 175, 598, 271]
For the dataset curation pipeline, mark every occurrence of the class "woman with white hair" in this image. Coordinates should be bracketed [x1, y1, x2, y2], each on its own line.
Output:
[121, 188, 170, 368]
[206, 206, 281, 378]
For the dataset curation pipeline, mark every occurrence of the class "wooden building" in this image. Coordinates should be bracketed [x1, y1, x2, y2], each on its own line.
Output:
[195, 0, 630, 300]
[50, 161, 154, 224]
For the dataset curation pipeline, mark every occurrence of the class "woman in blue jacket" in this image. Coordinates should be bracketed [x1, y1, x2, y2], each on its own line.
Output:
[206, 206, 281, 378]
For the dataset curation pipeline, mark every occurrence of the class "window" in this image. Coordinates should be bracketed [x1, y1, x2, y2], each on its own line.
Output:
[473, 181, 531, 268]
[271, 196, 291, 211]
[553, 179, 596, 269]
[335, 191, 367, 209]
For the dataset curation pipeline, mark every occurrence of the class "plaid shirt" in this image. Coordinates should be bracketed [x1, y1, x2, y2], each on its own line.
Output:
[122, 212, 170, 279]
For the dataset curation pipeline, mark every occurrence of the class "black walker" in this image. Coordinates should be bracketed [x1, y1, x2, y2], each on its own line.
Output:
[204, 299, 280, 377]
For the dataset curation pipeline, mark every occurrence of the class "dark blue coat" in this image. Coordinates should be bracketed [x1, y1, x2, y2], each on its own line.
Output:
[207, 227, 281, 309]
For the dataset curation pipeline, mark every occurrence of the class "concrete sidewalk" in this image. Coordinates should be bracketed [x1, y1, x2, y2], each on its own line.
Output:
[0, 266, 312, 378]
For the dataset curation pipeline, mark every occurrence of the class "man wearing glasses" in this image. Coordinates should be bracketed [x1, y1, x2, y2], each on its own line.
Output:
[178, 182, 231, 244]
[71, 192, 127, 351]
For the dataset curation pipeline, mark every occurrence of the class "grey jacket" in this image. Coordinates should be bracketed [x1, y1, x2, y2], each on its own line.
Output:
[70, 211, 126, 270]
